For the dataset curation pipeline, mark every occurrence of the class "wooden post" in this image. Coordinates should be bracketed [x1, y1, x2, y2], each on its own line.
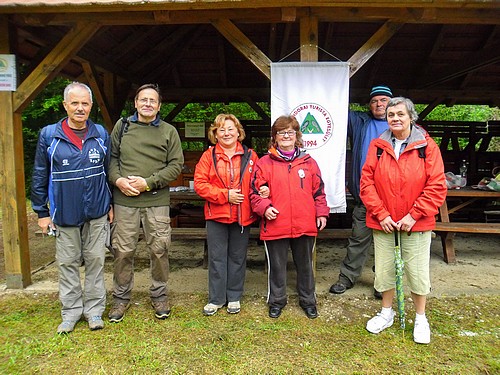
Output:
[0, 15, 32, 288]
[300, 16, 318, 62]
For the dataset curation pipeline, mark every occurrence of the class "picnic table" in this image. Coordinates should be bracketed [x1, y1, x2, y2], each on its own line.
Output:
[435, 187, 500, 263]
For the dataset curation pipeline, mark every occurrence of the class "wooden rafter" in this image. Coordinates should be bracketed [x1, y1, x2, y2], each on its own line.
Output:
[13, 22, 99, 113]
[81, 61, 114, 131]
[211, 18, 271, 80]
[420, 40, 500, 89]
[348, 21, 403, 78]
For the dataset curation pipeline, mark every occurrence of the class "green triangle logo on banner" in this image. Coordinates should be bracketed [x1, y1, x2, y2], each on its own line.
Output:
[300, 112, 323, 134]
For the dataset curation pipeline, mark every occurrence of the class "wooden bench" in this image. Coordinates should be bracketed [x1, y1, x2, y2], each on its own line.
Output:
[172, 227, 352, 269]
[434, 222, 500, 264]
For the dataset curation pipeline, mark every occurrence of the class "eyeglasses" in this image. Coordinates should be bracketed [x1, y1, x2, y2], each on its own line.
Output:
[276, 130, 296, 137]
[138, 98, 158, 105]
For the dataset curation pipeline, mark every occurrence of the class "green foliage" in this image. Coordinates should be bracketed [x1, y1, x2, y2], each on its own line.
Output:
[420, 104, 500, 122]
[160, 102, 270, 122]
[22, 77, 70, 132]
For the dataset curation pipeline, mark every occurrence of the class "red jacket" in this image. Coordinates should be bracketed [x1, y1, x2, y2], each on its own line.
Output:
[250, 147, 329, 240]
[360, 125, 447, 232]
[194, 142, 258, 227]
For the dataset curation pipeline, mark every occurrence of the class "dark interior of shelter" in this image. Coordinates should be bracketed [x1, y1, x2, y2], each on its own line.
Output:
[3, 3, 500, 229]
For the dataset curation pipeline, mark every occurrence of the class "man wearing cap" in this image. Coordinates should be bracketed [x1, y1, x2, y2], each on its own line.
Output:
[329, 85, 393, 298]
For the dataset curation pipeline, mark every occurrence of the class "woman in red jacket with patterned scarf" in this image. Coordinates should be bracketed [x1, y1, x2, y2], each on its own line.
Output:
[250, 115, 329, 320]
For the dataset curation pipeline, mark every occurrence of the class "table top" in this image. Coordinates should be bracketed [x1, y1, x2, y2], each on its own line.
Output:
[170, 189, 203, 201]
[446, 187, 500, 198]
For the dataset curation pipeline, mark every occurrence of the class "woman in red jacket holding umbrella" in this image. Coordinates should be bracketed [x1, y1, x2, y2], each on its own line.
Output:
[360, 97, 447, 344]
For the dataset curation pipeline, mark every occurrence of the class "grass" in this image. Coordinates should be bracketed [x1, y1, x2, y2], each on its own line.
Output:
[0, 292, 498, 374]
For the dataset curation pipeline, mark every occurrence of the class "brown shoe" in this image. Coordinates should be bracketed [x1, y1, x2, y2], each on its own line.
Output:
[152, 300, 171, 319]
[108, 302, 130, 323]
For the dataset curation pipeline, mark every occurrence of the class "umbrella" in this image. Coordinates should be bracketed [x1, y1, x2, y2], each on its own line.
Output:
[394, 231, 405, 330]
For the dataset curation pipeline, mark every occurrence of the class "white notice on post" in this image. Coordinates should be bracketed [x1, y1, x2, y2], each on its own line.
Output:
[185, 122, 205, 138]
[0, 55, 16, 91]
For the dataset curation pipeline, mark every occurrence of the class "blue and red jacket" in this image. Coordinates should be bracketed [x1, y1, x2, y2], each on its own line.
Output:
[31, 118, 112, 227]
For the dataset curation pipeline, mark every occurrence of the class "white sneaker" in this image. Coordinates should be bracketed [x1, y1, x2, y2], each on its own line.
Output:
[227, 301, 241, 314]
[413, 317, 431, 344]
[366, 309, 395, 334]
[203, 303, 223, 316]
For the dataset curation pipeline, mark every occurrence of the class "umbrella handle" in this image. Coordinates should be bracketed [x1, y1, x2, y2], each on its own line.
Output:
[394, 230, 399, 247]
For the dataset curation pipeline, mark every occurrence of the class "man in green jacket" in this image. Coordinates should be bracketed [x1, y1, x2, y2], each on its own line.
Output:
[108, 83, 184, 322]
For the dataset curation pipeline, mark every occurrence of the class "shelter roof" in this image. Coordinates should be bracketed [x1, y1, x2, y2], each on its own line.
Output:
[1, 0, 499, 108]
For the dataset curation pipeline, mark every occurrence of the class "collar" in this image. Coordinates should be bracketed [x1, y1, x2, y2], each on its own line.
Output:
[130, 112, 161, 127]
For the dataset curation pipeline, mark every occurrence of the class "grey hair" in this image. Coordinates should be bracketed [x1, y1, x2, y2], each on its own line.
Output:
[63, 81, 93, 103]
[386, 97, 418, 125]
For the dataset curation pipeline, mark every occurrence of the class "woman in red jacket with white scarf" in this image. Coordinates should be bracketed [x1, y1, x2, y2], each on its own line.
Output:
[194, 114, 261, 317]
[360, 97, 447, 344]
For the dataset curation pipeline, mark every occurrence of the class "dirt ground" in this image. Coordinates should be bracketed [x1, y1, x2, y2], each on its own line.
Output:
[1, 210, 499, 300]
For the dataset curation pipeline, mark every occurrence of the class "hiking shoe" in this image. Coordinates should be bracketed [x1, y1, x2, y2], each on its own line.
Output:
[366, 309, 395, 334]
[152, 300, 171, 320]
[88, 316, 104, 331]
[413, 316, 431, 344]
[227, 301, 241, 314]
[108, 302, 130, 323]
[57, 320, 77, 334]
[329, 276, 353, 294]
[203, 303, 223, 316]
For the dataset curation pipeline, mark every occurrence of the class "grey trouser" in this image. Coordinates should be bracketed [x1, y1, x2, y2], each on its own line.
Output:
[206, 220, 250, 305]
[111, 204, 171, 303]
[56, 214, 108, 321]
[264, 235, 316, 309]
[339, 203, 373, 284]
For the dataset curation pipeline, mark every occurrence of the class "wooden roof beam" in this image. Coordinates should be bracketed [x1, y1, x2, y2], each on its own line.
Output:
[13, 21, 99, 112]
[348, 20, 403, 78]
[164, 97, 192, 123]
[11, 7, 500, 26]
[459, 25, 499, 90]
[211, 18, 271, 80]
[418, 97, 444, 121]
[144, 25, 206, 83]
[420, 40, 500, 89]
[81, 61, 114, 131]
[240, 95, 271, 123]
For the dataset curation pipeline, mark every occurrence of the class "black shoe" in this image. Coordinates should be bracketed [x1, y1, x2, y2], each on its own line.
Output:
[303, 306, 318, 319]
[329, 277, 353, 294]
[373, 289, 382, 300]
[269, 307, 282, 319]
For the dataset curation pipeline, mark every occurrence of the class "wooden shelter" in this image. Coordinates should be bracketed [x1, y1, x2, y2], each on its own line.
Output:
[0, 0, 499, 288]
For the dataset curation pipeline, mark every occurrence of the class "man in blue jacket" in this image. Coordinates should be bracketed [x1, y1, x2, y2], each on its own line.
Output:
[31, 82, 113, 334]
[329, 85, 393, 298]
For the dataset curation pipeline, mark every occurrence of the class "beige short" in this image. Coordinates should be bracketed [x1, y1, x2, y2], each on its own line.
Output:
[373, 230, 432, 296]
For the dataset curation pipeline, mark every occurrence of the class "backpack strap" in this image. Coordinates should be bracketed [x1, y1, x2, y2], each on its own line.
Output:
[118, 117, 129, 144]
[376, 145, 426, 159]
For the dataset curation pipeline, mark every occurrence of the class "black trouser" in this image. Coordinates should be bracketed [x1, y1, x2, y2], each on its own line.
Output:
[206, 220, 250, 305]
[264, 235, 316, 309]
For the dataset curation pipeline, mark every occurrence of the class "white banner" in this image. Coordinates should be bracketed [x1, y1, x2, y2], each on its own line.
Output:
[271, 62, 349, 213]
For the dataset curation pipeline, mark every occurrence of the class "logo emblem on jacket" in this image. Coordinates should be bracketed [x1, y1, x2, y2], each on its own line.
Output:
[88, 148, 101, 164]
